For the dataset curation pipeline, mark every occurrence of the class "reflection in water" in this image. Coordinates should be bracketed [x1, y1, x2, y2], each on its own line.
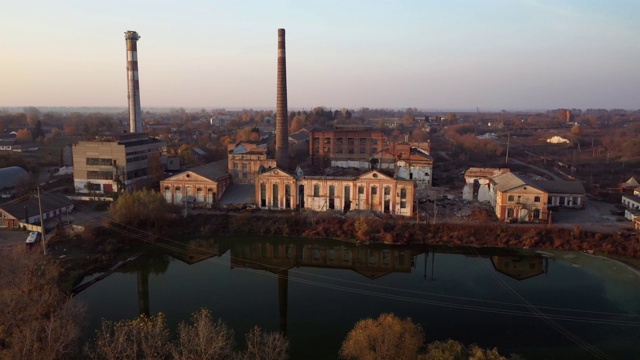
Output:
[491, 255, 547, 281]
[129, 237, 547, 332]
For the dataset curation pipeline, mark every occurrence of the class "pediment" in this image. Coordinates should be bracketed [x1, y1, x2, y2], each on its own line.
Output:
[164, 171, 215, 183]
[357, 170, 393, 181]
[259, 168, 295, 180]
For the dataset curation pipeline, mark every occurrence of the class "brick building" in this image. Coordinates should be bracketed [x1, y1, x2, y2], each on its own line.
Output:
[228, 141, 277, 184]
[309, 125, 387, 168]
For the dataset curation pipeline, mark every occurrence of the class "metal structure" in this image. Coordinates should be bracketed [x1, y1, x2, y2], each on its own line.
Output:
[275, 28, 289, 170]
[125, 31, 143, 133]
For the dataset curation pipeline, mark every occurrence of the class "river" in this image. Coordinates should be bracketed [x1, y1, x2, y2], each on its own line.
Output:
[76, 237, 640, 359]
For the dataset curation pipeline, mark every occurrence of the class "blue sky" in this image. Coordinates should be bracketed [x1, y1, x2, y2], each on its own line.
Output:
[1, 0, 638, 110]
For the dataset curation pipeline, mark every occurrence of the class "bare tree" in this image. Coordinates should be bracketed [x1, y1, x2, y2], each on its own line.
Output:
[85, 313, 170, 360]
[171, 309, 235, 360]
[243, 326, 289, 360]
[0, 248, 85, 360]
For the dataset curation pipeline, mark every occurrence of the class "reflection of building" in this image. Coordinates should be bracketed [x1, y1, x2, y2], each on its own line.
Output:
[255, 169, 415, 216]
[231, 241, 418, 279]
[228, 141, 276, 184]
[161, 160, 231, 208]
[491, 255, 546, 280]
[73, 133, 166, 194]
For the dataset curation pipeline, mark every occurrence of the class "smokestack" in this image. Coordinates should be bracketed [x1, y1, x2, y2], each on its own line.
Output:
[275, 28, 289, 170]
[125, 31, 143, 133]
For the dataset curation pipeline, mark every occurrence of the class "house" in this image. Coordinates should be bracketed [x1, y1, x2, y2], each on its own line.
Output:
[0, 193, 74, 229]
[621, 193, 640, 221]
[0, 166, 30, 199]
[73, 133, 166, 194]
[491, 255, 545, 280]
[160, 159, 231, 208]
[254, 167, 297, 210]
[489, 172, 549, 223]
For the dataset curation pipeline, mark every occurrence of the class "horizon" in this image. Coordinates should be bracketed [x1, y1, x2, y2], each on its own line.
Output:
[2, 1, 639, 110]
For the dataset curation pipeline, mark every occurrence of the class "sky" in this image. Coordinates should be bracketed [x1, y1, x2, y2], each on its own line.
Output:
[1, 0, 639, 111]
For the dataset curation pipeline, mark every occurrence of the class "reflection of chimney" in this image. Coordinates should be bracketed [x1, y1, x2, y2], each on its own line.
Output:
[137, 269, 150, 316]
[278, 269, 288, 335]
[125, 31, 143, 133]
[275, 28, 289, 170]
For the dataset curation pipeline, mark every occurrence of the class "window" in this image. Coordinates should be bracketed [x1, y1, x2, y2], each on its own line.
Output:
[517, 195, 522, 203]
[358, 186, 364, 195]
[314, 184, 320, 197]
[260, 183, 266, 207]
[371, 187, 378, 195]
[272, 184, 279, 208]
[507, 208, 514, 218]
[384, 187, 391, 196]
[400, 188, 407, 209]
[508, 195, 514, 202]
[87, 171, 114, 180]
[86, 158, 113, 166]
[534, 196, 541, 202]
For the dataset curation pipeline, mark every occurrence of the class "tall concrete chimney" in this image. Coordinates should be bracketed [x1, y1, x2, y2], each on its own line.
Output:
[125, 31, 143, 133]
[275, 28, 289, 170]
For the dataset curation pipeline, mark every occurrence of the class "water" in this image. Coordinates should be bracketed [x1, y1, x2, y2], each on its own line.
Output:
[76, 237, 640, 359]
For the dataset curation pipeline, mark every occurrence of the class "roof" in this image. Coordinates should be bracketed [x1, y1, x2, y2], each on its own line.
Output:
[491, 172, 541, 192]
[0, 166, 29, 190]
[465, 167, 510, 179]
[0, 193, 72, 221]
[535, 180, 586, 194]
[188, 159, 229, 181]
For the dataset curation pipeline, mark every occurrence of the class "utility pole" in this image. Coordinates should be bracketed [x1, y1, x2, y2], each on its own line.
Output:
[37, 186, 46, 255]
[505, 132, 510, 164]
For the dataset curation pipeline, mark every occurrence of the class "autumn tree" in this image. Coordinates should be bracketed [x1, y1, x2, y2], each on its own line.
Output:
[15, 128, 33, 143]
[339, 313, 424, 360]
[0, 248, 86, 360]
[147, 152, 165, 189]
[109, 189, 176, 230]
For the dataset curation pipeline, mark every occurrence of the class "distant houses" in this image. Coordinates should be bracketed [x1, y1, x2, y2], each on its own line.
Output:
[0, 193, 74, 229]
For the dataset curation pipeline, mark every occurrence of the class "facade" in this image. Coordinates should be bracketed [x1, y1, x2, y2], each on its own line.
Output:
[0, 193, 74, 229]
[161, 160, 231, 208]
[255, 168, 415, 216]
[73, 133, 166, 194]
[309, 125, 387, 168]
[489, 172, 549, 223]
[255, 168, 297, 210]
[228, 142, 276, 184]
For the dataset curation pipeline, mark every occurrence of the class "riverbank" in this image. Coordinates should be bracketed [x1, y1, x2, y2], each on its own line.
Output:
[28, 209, 640, 291]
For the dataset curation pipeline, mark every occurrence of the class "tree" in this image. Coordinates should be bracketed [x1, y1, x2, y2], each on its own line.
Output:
[109, 189, 175, 230]
[147, 152, 165, 189]
[289, 116, 304, 134]
[0, 248, 85, 360]
[243, 326, 289, 360]
[171, 309, 235, 360]
[85, 313, 170, 360]
[339, 313, 424, 360]
[15, 128, 33, 143]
